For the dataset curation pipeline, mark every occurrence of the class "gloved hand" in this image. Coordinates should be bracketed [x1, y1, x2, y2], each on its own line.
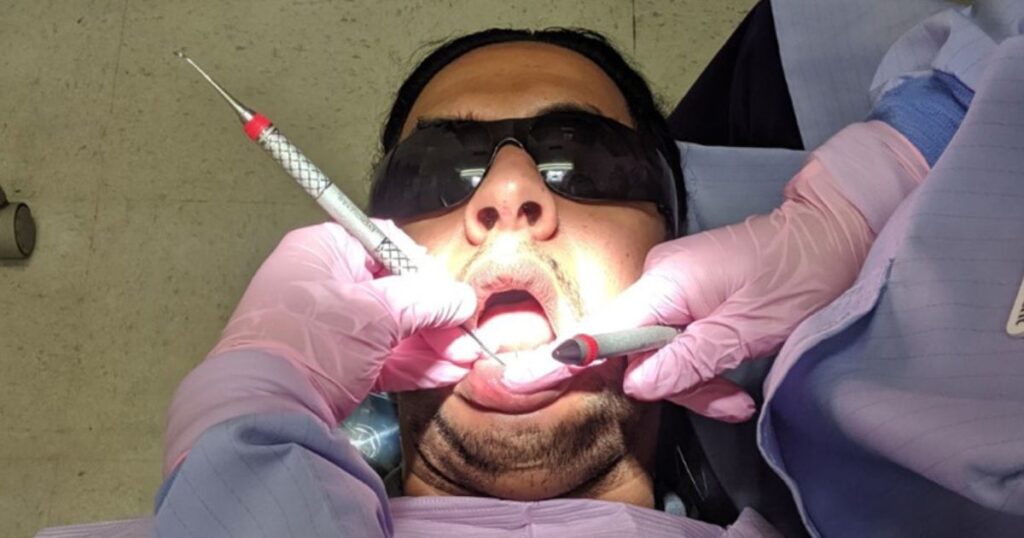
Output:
[207, 220, 477, 419]
[504, 122, 930, 422]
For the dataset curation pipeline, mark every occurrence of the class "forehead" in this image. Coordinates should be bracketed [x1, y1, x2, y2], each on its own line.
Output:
[400, 41, 633, 139]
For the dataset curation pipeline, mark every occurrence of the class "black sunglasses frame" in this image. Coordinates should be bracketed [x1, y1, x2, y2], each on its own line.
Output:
[369, 111, 680, 237]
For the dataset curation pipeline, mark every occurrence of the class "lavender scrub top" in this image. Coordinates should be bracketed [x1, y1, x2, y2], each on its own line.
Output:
[150, 351, 779, 538]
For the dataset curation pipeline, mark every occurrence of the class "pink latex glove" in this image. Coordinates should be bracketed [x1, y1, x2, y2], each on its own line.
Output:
[207, 220, 477, 418]
[503, 122, 929, 422]
[165, 221, 478, 474]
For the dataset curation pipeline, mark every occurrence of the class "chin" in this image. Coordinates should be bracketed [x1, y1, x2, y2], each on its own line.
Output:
[396, 357, 656, 501]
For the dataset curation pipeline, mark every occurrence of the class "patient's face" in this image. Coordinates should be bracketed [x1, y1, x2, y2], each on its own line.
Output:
[394, 42, 665, 504]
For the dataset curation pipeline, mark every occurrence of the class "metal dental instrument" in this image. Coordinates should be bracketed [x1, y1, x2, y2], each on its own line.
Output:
[174, 51, 502, 365]
[551, 325, 681, 366]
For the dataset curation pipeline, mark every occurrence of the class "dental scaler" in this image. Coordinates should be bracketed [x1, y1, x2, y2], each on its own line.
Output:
[175, 51, 501, 363]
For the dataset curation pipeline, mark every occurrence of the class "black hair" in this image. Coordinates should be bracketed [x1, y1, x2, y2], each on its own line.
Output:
[369, 27, 686, 233]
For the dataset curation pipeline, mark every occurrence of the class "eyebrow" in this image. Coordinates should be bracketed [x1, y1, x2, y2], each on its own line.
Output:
[414, 101, 604, 130]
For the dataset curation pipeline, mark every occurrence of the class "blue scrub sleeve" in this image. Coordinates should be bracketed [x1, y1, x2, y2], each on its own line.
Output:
[868, 71, 974, 166]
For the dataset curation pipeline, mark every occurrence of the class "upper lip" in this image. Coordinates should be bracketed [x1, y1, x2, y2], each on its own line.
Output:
[463, 256, 564, 334]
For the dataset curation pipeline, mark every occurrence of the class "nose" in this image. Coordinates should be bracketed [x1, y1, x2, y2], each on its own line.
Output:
[463, 143, 559, 245]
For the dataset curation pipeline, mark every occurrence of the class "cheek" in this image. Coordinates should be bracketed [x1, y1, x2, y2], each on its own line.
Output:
[400, 212, 467, 274]
[400, 213, 453, 248]
[559, 204, 662, 311]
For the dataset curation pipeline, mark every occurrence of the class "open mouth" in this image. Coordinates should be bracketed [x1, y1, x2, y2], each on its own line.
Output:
[475, 288, 557, 353]
[457, 288, 566, 413]
[483, 289, 537, 309]
[454, 259, 569, 413]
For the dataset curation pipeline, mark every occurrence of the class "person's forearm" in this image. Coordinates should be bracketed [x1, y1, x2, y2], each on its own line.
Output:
[833, 69, 975, 233]
[155, 411, 392, 537]
[810, 121, 930, 235]
[162, 349, 338, 477]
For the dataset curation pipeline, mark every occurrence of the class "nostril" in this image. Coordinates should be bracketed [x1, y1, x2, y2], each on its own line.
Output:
[519, 201, 542, 225]
[477, 207, 499, 229]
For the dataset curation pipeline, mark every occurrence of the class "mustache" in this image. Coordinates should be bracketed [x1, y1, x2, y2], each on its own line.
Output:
[455, 242, 585, 321]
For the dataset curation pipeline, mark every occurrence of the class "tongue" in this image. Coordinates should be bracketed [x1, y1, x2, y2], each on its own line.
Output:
[477, 297, 554, 352]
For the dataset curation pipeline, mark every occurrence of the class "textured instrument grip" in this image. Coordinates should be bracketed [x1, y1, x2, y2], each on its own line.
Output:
[257, 127, 420, 276]
[257, 127, 331, 198]
[375, 237, 418, 276]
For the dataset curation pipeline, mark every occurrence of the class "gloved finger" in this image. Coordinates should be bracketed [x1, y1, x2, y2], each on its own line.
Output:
[662, 378, 756, 423]
[377, 333, 473, 392]
[419, 325, 485, 365]
[362, 274, 477, 340]
[622, 314, 758, 400]
[271, 223, 381, 284]
[500, 345, 578, 392]
[577, 271, 696, 336]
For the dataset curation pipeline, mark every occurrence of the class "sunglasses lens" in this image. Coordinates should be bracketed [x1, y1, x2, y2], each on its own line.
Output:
[528, 113, 670, 203]
[527, 114, 596, 197]
[372, 122, 492, 219]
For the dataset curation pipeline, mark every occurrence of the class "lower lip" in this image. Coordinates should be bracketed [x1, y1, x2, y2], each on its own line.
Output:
[454, 358, 570, 414]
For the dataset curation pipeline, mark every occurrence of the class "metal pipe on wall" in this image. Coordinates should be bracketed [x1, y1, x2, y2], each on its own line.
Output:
[0, 184, 36, 259]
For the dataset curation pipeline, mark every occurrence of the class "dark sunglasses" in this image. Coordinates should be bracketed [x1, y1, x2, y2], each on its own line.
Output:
[369, 110, 680, 236]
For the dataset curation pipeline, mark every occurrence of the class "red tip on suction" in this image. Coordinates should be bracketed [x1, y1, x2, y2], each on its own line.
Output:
[576, 333, 599, 366]
[243, 114, 272, 140]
